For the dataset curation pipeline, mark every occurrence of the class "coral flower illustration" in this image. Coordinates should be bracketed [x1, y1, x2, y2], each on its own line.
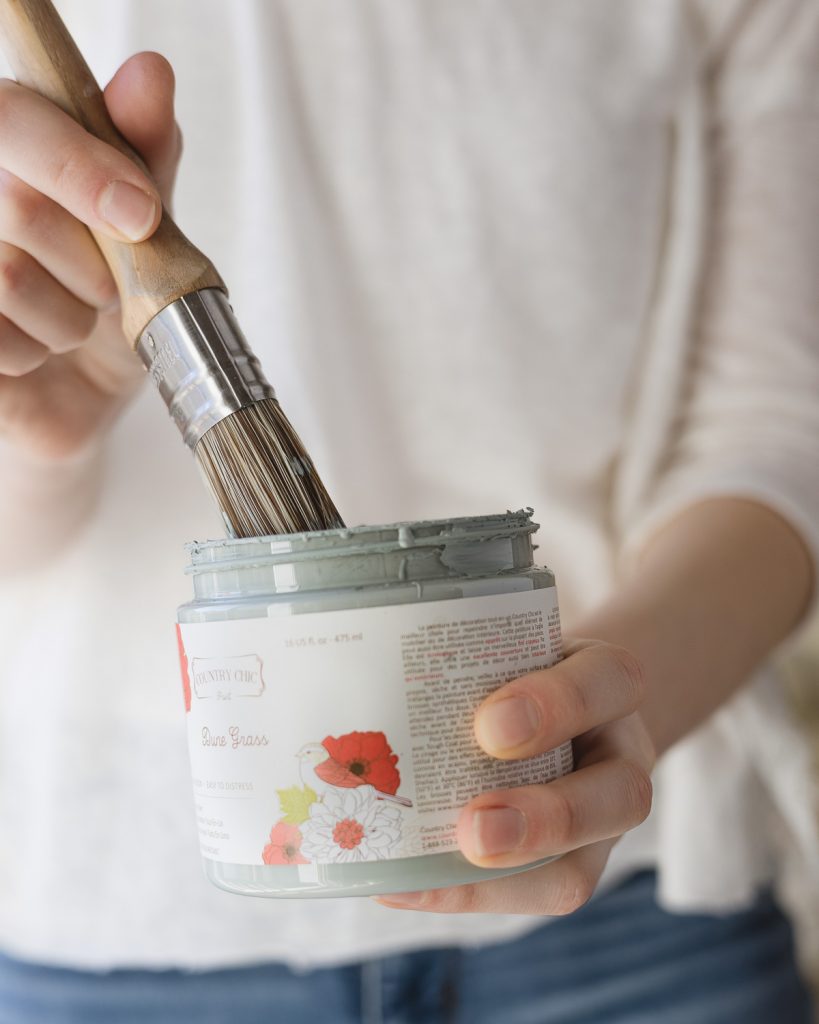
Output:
[262, 821, 309, 865]
[297, 731, 412, 807]
[300, 786, 402, 863]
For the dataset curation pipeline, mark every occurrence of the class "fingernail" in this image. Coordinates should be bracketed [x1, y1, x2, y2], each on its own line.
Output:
[97, 180, 159, 241]
[472, 807, 527, 858]
[477, 696, 540, 752]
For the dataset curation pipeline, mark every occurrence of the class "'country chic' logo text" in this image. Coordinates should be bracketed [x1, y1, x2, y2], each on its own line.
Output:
[191, 655, 265, 700]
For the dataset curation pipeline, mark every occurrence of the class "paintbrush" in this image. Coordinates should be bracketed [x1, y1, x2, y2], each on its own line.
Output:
[0, 0, 344, 538]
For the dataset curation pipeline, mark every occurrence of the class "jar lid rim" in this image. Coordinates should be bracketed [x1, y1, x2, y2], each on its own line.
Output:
[185, 509, 538, 572]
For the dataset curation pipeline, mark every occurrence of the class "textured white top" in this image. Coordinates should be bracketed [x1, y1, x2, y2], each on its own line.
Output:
[0, 0, 818, 970]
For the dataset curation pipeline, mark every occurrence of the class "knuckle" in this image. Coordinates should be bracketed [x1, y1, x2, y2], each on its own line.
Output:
[609, 645, 647, 709]
[417, 889, 445, 912]
[620, 759, 653, 826]
[50, 144, 90, 198]
[558, 668, 592, 728]
[444, 884, 481, 913]
[420, 884, 480, 914]
[0, 247, 30, 296]
[94, 276, 118, 308]
[550, 864, 596, 916]
[546, 788, 579, 848]
[0, 177, 45, 236]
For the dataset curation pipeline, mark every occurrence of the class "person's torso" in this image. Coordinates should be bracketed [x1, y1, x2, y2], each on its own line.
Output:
[0, 0, 704, 968]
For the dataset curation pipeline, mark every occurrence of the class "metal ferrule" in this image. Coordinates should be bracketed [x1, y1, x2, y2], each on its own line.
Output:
[136, 288, 275, 449]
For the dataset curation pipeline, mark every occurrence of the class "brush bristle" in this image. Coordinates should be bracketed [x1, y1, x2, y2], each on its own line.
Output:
[195, 399, 344, 537]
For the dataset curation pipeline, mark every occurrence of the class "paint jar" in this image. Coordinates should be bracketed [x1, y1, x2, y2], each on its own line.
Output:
[177, 510, 573, 898]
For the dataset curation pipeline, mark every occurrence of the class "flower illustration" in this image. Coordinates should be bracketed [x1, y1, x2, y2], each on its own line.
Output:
[262, 821, 309, 865]
[320, 731, 401, 795]
[299, 785, 402, 863]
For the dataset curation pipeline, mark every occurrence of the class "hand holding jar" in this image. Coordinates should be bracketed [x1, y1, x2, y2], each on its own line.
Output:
[377, 499, 811, 915]
[377, 639, 655, 914]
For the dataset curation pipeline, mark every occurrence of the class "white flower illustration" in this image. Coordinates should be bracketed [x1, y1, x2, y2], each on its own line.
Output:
[299, 785, 403, 863]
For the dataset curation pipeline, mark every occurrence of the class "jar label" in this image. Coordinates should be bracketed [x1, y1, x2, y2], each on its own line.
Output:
[177, 587, 572, 867]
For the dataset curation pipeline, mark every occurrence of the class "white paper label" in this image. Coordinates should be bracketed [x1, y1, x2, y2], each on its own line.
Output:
[177, 587, 572, 867]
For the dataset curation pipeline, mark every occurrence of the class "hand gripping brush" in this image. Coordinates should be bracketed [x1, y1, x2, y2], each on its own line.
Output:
[0, 0, 344, 537]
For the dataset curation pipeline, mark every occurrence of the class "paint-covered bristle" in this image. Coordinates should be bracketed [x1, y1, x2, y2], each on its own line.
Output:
[194, 399, 344, 537]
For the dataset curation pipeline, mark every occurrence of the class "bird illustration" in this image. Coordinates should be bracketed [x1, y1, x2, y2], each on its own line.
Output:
[296, 731, 413, 808]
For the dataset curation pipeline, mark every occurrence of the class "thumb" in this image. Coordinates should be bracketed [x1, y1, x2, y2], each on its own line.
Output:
[103, 52, 181, 204]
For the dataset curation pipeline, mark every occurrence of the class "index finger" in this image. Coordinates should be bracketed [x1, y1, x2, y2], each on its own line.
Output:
[0, 79, 160, 241]
[474, 641, 645, 759]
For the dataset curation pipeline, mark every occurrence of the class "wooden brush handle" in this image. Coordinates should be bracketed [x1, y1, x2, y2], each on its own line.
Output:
[0, 0, 224, 345]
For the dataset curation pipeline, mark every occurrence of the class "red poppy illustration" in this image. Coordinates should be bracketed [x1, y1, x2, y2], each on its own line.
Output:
[320, 731, 401, 795]
[176, 625, 192, 714]
[262, 821, 308, 865]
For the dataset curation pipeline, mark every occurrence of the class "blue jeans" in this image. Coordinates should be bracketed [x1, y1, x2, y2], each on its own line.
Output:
[0, 872, 812, 1024]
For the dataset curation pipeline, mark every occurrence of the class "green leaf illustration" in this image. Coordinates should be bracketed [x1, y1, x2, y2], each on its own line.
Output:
[277, 784, 317, 825]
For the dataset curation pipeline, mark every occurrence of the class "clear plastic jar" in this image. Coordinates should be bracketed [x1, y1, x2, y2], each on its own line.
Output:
[177, 510, 572, 898]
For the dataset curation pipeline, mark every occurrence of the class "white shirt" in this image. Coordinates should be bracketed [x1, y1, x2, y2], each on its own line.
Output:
[0, 0, 818, 970]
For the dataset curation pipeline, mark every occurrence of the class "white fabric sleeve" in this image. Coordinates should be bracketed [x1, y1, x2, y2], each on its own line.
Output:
[625, 2, 819, 611]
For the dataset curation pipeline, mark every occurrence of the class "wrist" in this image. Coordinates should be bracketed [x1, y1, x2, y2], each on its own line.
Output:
[571, 498, 813, 758]
[0, 436, 105, 574]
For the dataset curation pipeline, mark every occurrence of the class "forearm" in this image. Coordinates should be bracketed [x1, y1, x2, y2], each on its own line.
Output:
[0, 439, 103, 574]
[574, 498, 813, 757]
